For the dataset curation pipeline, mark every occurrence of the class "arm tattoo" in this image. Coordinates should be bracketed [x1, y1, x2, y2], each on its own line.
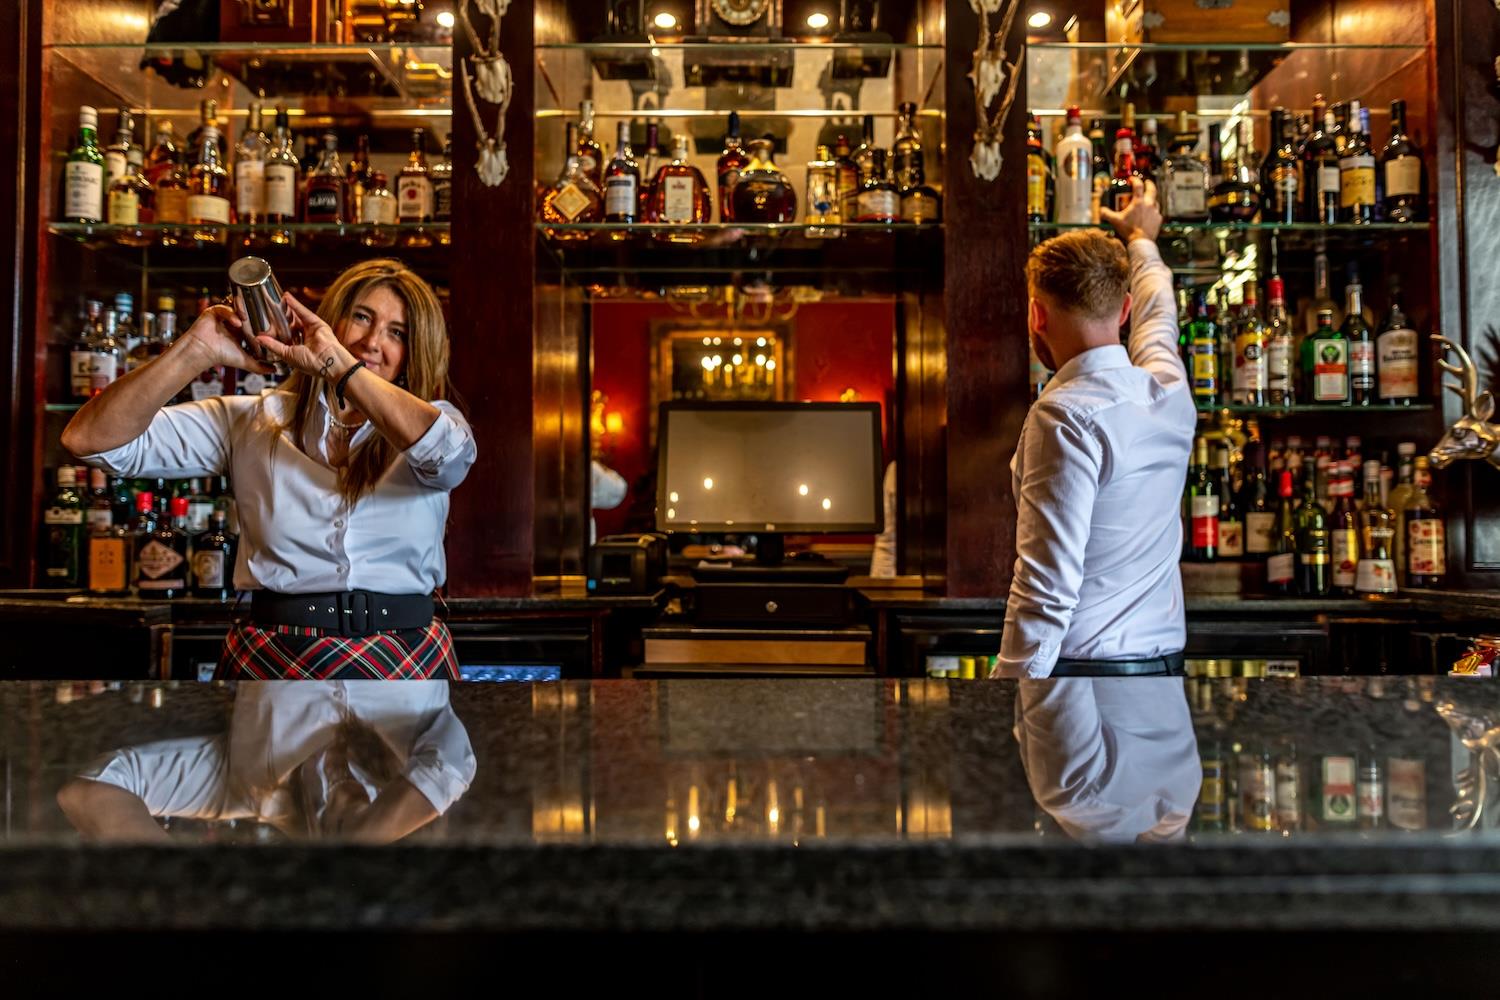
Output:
[320, 355, 336, 379]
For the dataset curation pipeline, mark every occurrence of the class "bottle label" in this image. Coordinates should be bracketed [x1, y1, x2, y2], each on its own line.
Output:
[1312, 338, 1349, 401]
[239, 372, 268, 396]
[305, 186, 342, 220]
[1387, 758, 1427, 831]
[1358, 773, 1384, 821]
[1266, 552, 1295, 585]
[360, 192, 398, 226]
[235, 159, 265, 215]
[1026, 159, 1047, 217]
[136, 538, 184, 581]
[187, 193, 230, 225]
[71, 350, 94, 397]
[89, 352, 118, 390]
[1332, 528, 1359, 586]
[1340, 155, 1376, 208]
[1299, 526, 1330, 566]
[1218, 518, 1244, 558]
[192, 550, 226, 588]
[856, 189, 899, 222]
[1190, 340, 1217, 396]
[86, 508, 113, 533]
[1190, 496, 1219, 548]
[105, 150, 128, 186]
[1408, 518, 1446, 577]
[88, 536, 129, 592]
[107, 188, 140, 225]
[187, 501, 214, 535]
[1321, 756, 1357, 823]
[1266, 337, 1292, 396]
[663, 175, 698, 223]
[1168, 167, 1206, 216]
[1355, 557, 1398, 593]
[1317, 164, 1341, 199]
[44, 506, 83, 526]
[1233, 335, 1267, 393]
[605, 175, 638, 217]
[1272, 164, 1298, 196]
[901, 190, 940, 223]
[1378, 328, 1419, 399]
[1385, 155, 1422, 198]
[1349, 340, 1375, 389]
[155, 186, 188, 224]
[65, 161, 104, 221]
[1056, 148, 1092, 223]
[1275, 759, 1300, 829]
[1245, 511, 1276, 554]
[398, 175, 434, 220]
[264, 163, 298, 217]
[191, 371, 224, 400]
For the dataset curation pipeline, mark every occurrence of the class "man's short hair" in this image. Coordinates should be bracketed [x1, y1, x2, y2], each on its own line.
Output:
[1025, 229, 1130, 321]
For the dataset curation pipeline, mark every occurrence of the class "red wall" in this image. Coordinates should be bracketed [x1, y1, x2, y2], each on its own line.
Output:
[590, 299, 896, 539]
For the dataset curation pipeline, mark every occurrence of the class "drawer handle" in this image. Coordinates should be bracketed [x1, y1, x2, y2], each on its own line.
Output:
[765, 601, 779, 614]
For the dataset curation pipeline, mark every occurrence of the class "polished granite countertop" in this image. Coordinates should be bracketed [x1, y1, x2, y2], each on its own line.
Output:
[3, 677, 1500, 934]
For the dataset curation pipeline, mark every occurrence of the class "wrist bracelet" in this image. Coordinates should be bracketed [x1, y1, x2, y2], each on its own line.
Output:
[334, 361, 366, 410]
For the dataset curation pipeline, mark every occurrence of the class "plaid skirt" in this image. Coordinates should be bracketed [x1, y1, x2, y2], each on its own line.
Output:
[217, 619, 459, 680]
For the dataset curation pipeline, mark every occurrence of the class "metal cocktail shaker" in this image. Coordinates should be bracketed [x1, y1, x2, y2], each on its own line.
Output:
[227, 256, 294, 361]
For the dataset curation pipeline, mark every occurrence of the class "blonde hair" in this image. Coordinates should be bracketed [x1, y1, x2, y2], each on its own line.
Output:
[1025, 229, 1130, 321]
[268, 259, 450, 505]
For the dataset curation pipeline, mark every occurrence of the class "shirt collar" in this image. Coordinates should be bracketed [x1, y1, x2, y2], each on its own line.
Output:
[1047, 343, 1130, 390]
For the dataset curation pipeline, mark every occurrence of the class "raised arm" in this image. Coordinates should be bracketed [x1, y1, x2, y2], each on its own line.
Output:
[1099, 178, 1186, 390]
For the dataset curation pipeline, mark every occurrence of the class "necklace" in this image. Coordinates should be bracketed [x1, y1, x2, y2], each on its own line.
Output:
[328, 412, 364, 432]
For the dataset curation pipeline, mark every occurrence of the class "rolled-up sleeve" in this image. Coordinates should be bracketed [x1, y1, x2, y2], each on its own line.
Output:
[80, 398, 232, 479]
[402, 705, 477, 815]
[403, 400, 477, 492]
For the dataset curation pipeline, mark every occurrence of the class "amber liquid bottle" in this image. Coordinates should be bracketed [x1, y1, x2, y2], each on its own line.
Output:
[540, 123, 603, 241]
[651, 133, 711, 241]
[186, 123, 230, 245]
[304, 132, 346, 224]
[716, 111, 749, 223]
[731, 138, 797, 223]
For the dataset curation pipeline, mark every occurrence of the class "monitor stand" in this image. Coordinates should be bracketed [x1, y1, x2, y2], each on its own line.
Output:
[689, 534, 851, 584]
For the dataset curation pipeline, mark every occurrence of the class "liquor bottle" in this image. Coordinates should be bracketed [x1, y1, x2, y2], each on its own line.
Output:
[1377, 279, 1419, 404]
[730, 138, 797, 223]
[603, 121, 640, 225]
[1026, 114, 1050, 223]
[84, 467, 112, 536]
[88, 311, 124, 396]
[133, 492, 187, 598]
[1215, 289, 1235, 394]
[1299, 240, 1342, 336]
[304, 132, 346, 224]
[576, 100, 604, 190]
[851, 113, 879, 189]
[113, 292, 138, 357]
[186, 124, 230, 244]
[1357, 459, 1398, 594]
[1404, 456, 1445, 588]
[43, 466, 85, 586]
[833, 134, 860, 226]
[359, 171, 398, 246]
[1194, 739, 1228, 834]
[1329, 462, 1360, 595]
[347, 133, 374, 224]
[1313, 436, 1334, 508]
[892, 101, 925, 196]
[1318, 755, 1358, 828]
[539, 125, 604, 240]
[432, 132, 454, 242]
[185, 98, 227, 161]
[1330, 100, 1351, 154]
[901, 174, 942, 223]
[263, 106, 299, 244]
[191, 510, 237, 601]
[1383, 99, 1426, 223]
[107, 146, 154, 247]
[1387, 443, 1417, 576]
[70, 301, 100, 399]
[804, 143, 841, 238]
[637, 122, 660, 222]
[1265, 276, 1295, 407]
[653, 133, 712, 237]
[144, 120, 181, 188]
[1136, 117, 1163, 185]
[1233, 282, 1268, 406]
[1295, 472, 1331, 596]
[1275, 740, 1302, 833]
[716, 111, 749, 223]
[1303, 308, 1348, 404]
[1103, 126, 1135, 214]
[1089, 118, 1110, 223]
[1386, 753, 1428, 832]
[398, 127, 435, 224]
[1261, 108, 1300, 224]
[1053, 106, 1093, 225]
[1161, 110, 1208, 221]
[1266, 470, 1298, 595]
[234, 100, 271, 231]
[1216, 443, 1244, 559]
[1357, 752, 1385, 830]
[1209, 121, 1260, 222]
[1306, 100, 1342, 225]
[1240, 747, 1276, 833]
[1186, 291, 1218, 407]
[86, 468, 130, 595]
[1185, 436, 1220, 561]
[63, 105, 106, 224]
[125, 309, 158, 372]
[1344, 279, 1376, 405]
[1339, 100, 1377, 224]
[1242, 442, 1276, 562]
[103, 109, 134, 188]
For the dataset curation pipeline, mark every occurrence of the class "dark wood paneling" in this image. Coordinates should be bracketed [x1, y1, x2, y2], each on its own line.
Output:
[533, 281, 587, 578]
[445, 0, 541, 596]
[942, 0, 1029, 598]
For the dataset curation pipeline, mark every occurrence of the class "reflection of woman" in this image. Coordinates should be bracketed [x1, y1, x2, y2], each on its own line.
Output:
[62, 260, 476, 679]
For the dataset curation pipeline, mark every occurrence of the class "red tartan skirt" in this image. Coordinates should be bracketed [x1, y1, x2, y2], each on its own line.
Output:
[217, 619, 459, 680]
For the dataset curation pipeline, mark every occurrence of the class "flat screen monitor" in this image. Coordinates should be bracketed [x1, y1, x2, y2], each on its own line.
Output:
[656, 402, 884, 535]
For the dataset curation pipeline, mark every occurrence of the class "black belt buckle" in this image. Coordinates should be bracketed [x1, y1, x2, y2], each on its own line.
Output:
[339, 590, 371, 638]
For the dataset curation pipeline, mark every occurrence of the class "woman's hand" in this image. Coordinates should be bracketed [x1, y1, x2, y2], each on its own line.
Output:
[179, 304, 276, 375]
[253, 292, 359, 383]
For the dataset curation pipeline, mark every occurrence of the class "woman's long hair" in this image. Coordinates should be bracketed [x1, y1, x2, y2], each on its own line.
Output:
[268, 259, 450, 504]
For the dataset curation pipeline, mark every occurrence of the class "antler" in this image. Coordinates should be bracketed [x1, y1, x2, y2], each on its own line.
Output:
[457, 1, 487, 57]
[1434, 333, 1482, 414]
[460, 59, 490, 143]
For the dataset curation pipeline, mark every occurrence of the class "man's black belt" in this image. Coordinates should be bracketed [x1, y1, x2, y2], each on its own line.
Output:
[250, 590, 434, 638]
[1049, 651, 1186, 677]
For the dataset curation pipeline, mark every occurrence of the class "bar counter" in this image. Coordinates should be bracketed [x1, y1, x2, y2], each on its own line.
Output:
[2, 676, 1498, 989]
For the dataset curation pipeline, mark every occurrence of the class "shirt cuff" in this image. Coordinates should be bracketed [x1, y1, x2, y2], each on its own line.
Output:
[78, 442, 139, 479]
[403, 411, 470, 479]
[403, 749, 476, 816]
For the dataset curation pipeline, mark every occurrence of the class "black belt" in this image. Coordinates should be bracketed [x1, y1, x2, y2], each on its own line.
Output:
[250, 590, 434, 638]
[1050, 651, 1186, 677]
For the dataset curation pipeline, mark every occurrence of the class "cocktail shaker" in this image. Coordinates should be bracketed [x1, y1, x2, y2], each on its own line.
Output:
[227, 256, 294, 361]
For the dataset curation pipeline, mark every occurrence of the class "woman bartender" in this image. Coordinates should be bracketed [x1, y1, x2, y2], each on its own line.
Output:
[61, 259, 476, 679]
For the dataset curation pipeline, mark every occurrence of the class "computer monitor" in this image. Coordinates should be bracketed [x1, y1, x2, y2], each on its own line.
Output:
[656, 402, 884, 547]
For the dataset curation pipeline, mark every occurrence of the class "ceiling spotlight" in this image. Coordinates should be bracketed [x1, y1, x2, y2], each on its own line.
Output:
[806, 11, 831, 30]
[1027, 10, 1053, 28]
[653, 11, 679, 30]
[435, 10, 455, 28]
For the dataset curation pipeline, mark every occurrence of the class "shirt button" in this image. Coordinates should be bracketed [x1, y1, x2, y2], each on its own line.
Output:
[335, 519, 345, 529]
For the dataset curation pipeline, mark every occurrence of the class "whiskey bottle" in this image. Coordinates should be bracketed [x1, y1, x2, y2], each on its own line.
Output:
[1136, 116, 1163, 185]
[1356, 460, 1398, 594]
[1209, 121, 1260, 222]
[1025, 114, 1050, 222]
[153, 144, 191, 246]
[1261, 108, 1300, 224]
[88, 310, 124, 395]
[107, 146, 154, 247]
[891, 101, 924, 195]
[86, 469, 131, 596]
[603, 121, 640, 225]
[540, 125, 603, 240]
[1302, 308, 1348, 404]
[732, 138, 798, 223]
[185, 98, 227, 162]
[833, 133, 860, 226]
[1161, 110, 1207, 221]
[187, 123, 231, 244]
[1053, 106, 1093, 225]
[1403, 456, 1445, 588]
[103, 109, 135, 189]
[901, 176, 941, 223]
[304, 132, 346, 224]
[360, 171, 398, 247]
[805, 143, 841, 238]
[851, 113, 879, 190]
[1089, 118, 1110, 223]
[1265, 276, 1295, 407]
[577, 99, 604, 190]
[398, 128, 434, 222]
[1329, 462, 1359, 594]
[63, 105, 105, 224]
[1339, 100, 1377, 224]
[431, 132, 454, 242]
[262, 106, 299, 244]
[1377, 280, 1419, 404]
[70, 301, 101, 399]
[1103, 126, 1135, 214]
[716, 112, 749, 223]
[234, 100, 271, 233]
[143, 119, 181, 188]
[347, 133, 374, 224]
[853, 148, 898, 223]
[637, 121, 660, 222]
[1305, 99, 1341, 225]
[1382, 99, 1426, 222]
[1344, 279, 1376, 405]
[652, 133, 712, 239]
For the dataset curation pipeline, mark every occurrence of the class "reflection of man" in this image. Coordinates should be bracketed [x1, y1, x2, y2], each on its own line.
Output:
[868, 461, 897, 577]
[995, 179, 1194, 678]
[57, 682, 475, 843]
[591, 458, 628, 544]
[1015, 678, 1199, 843]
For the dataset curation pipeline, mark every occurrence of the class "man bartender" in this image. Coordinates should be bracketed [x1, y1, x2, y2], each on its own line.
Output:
[993, 178, 1194, 678]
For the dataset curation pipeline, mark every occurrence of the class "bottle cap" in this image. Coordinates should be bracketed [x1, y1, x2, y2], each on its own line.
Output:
[79, 106, 98, 129]
[136, 491, 154, 512]
[57, 467, 77, 487]
[1398, 442, 1416, 456]
[171, 497, 189, 517]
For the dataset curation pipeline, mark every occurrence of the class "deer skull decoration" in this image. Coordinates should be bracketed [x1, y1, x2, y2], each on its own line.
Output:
[968, 0, 1024, 181]
[459, 0, 513, 187]
[1430, 334, 1500, 471]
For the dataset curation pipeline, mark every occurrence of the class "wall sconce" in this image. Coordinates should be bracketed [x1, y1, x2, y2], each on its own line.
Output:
[591, 389, 625, 458]
[783, 0, 837, 39]
[646, 0, 694, 37]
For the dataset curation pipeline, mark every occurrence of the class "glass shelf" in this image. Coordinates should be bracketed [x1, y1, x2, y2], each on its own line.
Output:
[1031, 221, 1430, 234]
[534, 42, 944, 53]
[1195, 403, 1435, 416]
[49, 221, 450, 246]
[44, 403, 83, 414]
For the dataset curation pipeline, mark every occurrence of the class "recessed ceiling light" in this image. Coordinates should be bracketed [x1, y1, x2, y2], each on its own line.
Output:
[1027, 10, 1053, 28]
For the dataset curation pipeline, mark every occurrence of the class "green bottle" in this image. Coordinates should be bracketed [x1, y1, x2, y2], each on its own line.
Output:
[1186, 291, 1219, 406]
[63, 105, 106, 224]
[1295, 472, 1331, 596]
[43, 466, 85, 586]
[1302, 307, 1349, 404]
